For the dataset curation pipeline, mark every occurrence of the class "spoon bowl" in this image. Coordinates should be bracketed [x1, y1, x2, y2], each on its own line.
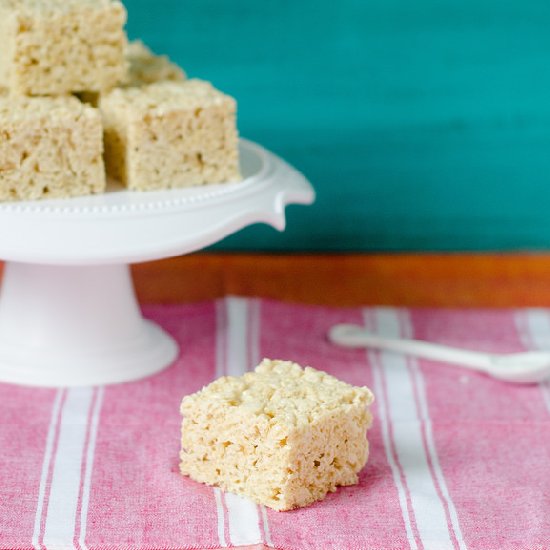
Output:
[489, 352, 550, 384]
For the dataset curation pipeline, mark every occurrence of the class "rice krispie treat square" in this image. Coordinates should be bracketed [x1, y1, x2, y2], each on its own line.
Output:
[123, 40, 186, 88]
[100, 79, 240, 190]
[0, 0, 127, 96]
[180, 359, 374, 511]
[0, 94, 105, 200]
[78, 41, 185, 107]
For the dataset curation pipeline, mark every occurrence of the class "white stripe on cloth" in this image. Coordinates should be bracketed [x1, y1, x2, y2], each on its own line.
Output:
[78, 387, 104, 550]
[249, 298, 262, 368]
[32, 389, 64, 550]
[247, 298, 273, 547]
[260, 503, 274, 548]
[213, 297, 263, 547]
[213, 488, 228, 547]
[402, 315, 467, 550]
[42, 387, 95, 549]
[214, 301, 228, 547]
[366, 307, 463, 550]
[541, 381, 550, 415]
[515, 308, 550, 414]
[368, 339, 418, 550]
[226, 296, 250, 378]
[224, 492, 264, 547]
[215, 299, 227, 380]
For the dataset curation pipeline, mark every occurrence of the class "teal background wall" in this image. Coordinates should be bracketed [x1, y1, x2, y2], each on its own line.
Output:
[124, 0, 550, 251]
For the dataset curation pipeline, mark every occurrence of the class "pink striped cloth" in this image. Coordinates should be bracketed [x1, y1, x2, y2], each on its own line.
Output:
[1, 297, 550, 550]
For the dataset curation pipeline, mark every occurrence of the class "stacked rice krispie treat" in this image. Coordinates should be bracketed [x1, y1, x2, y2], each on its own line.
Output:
[0, 0, 240, 201]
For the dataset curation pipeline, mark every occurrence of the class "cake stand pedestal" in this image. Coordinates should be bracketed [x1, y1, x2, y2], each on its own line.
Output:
[0, 140, 314, 387]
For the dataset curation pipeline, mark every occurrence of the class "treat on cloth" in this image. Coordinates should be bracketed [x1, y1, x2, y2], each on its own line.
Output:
[180, 359, 374, 511]
[0, 94, 105, 200]
[100, 79, 240, 190]
[0, 0, 127, 96]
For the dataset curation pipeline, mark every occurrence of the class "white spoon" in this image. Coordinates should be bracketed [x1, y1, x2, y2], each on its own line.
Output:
[328, 324, 550, 384]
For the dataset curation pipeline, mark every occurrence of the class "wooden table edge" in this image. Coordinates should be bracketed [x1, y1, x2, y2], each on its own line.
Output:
[127, 253, 550, 307]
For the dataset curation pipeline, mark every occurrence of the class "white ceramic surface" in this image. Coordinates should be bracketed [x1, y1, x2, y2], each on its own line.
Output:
[0, 263, 178, 387]
[0, 140, 315, 387]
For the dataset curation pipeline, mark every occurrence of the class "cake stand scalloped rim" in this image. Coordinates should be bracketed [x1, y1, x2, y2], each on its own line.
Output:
[0, 139, 275, 218]
[0, 138, 315, 265]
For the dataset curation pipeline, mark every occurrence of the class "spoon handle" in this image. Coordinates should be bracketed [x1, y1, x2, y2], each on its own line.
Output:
[328, 324, 494, 372]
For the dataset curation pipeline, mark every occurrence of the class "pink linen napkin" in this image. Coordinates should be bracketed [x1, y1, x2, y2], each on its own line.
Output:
[0, 297, 549, 550]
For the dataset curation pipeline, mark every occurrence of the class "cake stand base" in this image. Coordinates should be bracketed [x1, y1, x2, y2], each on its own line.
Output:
[0, 262, 178, 387]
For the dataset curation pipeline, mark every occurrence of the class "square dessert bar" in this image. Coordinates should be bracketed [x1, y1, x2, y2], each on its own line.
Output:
[78, 41, 185, 107]
[101, 79, 240, 190]
[123, 40, 186, 87]
[0, 95, 105, 200]
[180, 360, 374, 511]
[0, 0, 127, 96]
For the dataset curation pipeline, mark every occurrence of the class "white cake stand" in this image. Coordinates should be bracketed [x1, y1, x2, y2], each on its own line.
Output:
[0, 139, 314, 387]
